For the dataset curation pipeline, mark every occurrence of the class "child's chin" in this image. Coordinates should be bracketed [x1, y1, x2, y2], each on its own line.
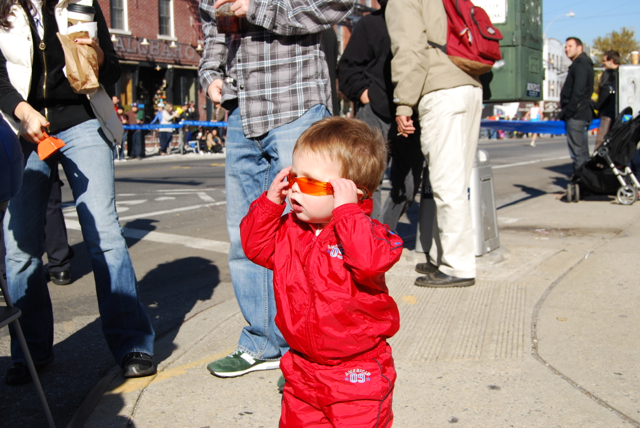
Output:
[294, 212, 311, 222]
[294, 212, 319, 225]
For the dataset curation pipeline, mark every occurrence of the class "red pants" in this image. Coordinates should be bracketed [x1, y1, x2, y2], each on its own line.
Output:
[280, 344, 395, 427]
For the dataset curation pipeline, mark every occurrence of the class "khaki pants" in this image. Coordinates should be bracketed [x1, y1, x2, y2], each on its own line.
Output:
[418, 85, 482, 278]
[594, 116, 612, 152]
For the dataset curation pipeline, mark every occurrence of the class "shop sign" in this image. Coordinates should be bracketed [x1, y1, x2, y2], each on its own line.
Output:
[113, 36, 200, 65]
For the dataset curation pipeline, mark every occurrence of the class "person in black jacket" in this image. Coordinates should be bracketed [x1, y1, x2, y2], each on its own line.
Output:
[337, 0, 423, 229]
[594, 50, 620, 150]
[559, 37, 594, 173]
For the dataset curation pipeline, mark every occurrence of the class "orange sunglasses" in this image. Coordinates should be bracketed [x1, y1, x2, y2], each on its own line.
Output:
[286, 173, 372, 199]
[287, 173, 333, 196]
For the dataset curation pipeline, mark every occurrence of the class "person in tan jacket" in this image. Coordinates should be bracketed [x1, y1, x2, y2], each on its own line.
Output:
[387, 0, 482, 287]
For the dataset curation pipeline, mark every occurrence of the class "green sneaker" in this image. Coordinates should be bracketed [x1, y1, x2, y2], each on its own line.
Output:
[277, 374, 286, 394]
[207, 351, 280, 378]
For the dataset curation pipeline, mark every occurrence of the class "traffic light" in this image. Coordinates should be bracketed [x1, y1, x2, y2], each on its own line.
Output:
[476, 0, 544, 102]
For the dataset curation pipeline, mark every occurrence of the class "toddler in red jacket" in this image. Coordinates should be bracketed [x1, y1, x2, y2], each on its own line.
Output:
[240, 117, 403, 427]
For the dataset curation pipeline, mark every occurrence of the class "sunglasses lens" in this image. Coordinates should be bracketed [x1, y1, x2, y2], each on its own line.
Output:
[298, 178, 333, 196]
[287, 174, 333, 196]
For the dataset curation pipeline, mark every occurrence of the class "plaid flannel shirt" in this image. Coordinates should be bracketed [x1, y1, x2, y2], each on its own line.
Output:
[198, 0, 354, 138]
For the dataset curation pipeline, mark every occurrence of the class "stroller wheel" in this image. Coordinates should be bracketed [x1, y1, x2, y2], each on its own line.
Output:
[617, 186, 637, 205]
[566, 183, 579, 202]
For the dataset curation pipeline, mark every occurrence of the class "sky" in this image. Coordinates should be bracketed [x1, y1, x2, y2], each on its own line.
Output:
[543, 0, 640, 47]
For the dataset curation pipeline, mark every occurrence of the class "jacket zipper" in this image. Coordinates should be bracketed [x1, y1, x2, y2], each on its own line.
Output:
[39, 40, 50, 132]
[304, 233, 319, 362]
[302, 224, 332, 363]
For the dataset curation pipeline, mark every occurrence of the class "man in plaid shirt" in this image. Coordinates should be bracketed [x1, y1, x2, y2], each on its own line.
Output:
[199, 0, 354, 379]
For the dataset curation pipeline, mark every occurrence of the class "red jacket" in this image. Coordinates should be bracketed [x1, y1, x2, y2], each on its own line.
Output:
[241, 193, 403, 365]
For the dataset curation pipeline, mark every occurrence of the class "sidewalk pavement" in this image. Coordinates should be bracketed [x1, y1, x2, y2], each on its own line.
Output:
[78, 188, 640, 427]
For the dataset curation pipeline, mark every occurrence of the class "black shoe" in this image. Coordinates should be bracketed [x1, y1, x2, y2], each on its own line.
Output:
[415, 261, 438, 275]
[121, 352, 157, 378]
[415, 271, 475, 288]
[49, 270, 71, 286]
[5, 362, 48, 386]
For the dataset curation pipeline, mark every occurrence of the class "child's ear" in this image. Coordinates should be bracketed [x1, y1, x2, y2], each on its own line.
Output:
[356, 188, 365, 200]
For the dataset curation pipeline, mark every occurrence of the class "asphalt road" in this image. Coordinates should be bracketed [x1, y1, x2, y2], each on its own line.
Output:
[0, 135, 587, 428]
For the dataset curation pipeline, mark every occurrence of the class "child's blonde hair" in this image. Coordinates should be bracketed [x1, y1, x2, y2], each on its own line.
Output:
[293, 117, 387, 196]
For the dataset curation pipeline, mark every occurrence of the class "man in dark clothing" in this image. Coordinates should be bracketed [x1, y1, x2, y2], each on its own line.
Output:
[559, 37, 594, 173]
[320, 28, 340, 116]
[337, 1, 423, 228]
[125, 103, 140, 159]
[594, 50, 620, 150]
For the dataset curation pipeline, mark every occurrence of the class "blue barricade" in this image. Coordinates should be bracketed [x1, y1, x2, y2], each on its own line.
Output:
[123, 121, 227, 131]
[123, 119, 600, 135]
[480, 119, 600, 135]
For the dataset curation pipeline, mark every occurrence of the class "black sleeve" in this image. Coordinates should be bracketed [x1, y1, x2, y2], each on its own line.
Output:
[337, 19, 373, 103]
[0, 49, 27, 121]
[564, 61, 590, 119]
[596, 70, 613, 112]
[93, 0, 120, 86]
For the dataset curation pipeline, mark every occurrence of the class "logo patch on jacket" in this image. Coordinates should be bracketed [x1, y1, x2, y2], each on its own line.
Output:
[345, 368, 371, 383]
[327, 244, 344, 259]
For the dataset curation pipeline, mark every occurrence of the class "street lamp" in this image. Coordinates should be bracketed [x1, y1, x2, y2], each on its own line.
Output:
[544, 11, 575, 38]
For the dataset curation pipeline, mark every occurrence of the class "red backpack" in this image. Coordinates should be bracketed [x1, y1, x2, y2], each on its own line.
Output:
[430, 0, 503, 76]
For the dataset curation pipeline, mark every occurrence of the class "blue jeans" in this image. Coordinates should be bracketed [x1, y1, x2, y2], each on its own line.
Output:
[565, 118, 591, 173]
[113, 136, 125, 160]
[226, 104, 329, 360]
[3, 119, 155, 366]
[159, 132, 173, 154]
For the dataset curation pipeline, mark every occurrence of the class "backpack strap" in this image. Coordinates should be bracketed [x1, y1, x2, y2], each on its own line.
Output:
[428, 40, 447, 54]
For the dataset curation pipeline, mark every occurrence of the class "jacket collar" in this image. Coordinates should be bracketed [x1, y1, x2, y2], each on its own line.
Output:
[572, 52, 593, 66]
[359, 198, 373, 215]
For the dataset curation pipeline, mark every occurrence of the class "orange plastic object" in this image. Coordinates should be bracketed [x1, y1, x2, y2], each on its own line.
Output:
[287, 172, 333, 196]
[37, 133, 65, 160]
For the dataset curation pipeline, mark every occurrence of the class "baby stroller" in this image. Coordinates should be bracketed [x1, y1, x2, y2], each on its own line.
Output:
[567, 107, 640, 204]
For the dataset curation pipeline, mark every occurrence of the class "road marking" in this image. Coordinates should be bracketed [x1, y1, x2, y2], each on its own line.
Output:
[197, 192, 215, 202]
[63, 201, 226, 220]
[154, 196, 176, 201]
[153, 192, 206, 196]
[117, 201, 226, 221]
[493, 156, 570, 169]
[104, 347, 235, 395]
[64, 219, 231, 254]
[156, 189, 212, 192]
[116, 199, 147, 205]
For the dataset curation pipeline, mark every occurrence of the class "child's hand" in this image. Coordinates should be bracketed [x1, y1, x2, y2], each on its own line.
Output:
[266, 166, 291, 205]
[330, 178, 360, 209]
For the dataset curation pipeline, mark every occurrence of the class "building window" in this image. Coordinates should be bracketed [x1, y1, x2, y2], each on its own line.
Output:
[159, 0, 173, 36]
[111, 0, 124, 30]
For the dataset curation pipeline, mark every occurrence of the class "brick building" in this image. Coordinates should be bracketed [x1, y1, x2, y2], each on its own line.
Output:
[98, 0, 207, 120]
